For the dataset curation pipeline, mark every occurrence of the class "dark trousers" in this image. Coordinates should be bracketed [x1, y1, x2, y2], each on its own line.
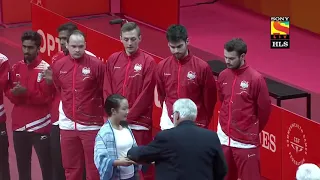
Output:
[13, 131, 52, 180]
[0, 122, 10, 180]
[50, 125, 66, 180]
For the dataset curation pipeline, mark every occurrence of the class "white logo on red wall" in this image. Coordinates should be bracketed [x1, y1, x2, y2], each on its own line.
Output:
[260, 130, 276, 153]
[37, 29, 61, 57]
[286, 123, 307, 166]
[30, 0, 43, 6]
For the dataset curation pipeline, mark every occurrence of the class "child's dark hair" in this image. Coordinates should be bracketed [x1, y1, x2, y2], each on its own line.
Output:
[104, 94, 126, 116]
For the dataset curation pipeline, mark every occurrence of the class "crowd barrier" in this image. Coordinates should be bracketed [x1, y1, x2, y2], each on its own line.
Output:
[0, 0, 110, 24]
[222, 0, 320, 34]
[31, 4, 320, 180]
[120, 0, 179, 31]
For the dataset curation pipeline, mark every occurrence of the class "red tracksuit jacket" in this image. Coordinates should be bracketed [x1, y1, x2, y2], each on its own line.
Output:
[0, 54, 10, 123]
[52, 53, 105, 126]
[156, 52, 217, 127]
[50, 51, 66, 124]
[217, 63, 271, 145]
[5, 56, 54, 134]
[104, 50, 156, 128]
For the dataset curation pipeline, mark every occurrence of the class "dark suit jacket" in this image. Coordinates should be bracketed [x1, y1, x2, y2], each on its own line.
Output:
[127, 121, 227, 180]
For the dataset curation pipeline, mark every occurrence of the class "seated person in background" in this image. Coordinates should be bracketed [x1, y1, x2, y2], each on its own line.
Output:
[296, 163, 320, 180]
[127, 98, 227, 180]
[94, 94, 140, 180]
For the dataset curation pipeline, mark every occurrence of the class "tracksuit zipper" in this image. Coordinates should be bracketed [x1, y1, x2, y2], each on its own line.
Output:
[122, 57, 131, 96]
[177, 63, 181, 98]
[228, 75, 237, 146]
[24, 69, 30, 131]
[72, 62, 77, 130]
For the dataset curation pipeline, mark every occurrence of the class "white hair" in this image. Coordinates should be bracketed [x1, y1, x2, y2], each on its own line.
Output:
[296, 163, 320, 180]
[173, 98, 197, 121]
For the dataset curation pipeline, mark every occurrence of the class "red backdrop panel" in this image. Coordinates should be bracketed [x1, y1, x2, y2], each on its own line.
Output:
[45, 0, 110, 18]
[120, 0, 179, 30]
[281, 109, 320, 180]
[2, 0, 110, 24]
[2, 0, 35, 24]
[31, 4, 87, 64]
[86, 29, 123, 63]
[260, 105, 282, 180]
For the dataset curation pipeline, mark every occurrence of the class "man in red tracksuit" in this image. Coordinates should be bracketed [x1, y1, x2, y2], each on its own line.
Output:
[51, 30, 104, 180]
[156, 24, 217, 130]
[0, 53, 10, 180]
[104, 22, 156, 180]
[50, 22, 78, 180]
[217, 38, 271, 180]
[5, 31, 54, 180]
[50, 22, 97, 180]
[104, 22, 155, 145]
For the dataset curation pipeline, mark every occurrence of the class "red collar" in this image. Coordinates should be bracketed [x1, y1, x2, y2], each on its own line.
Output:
[124, 49, 141, 59]
[24, 56, 42, 69]
[175, 50, 192, 65]
[231, 62, 249, 75]
[68, 53, 87, 63]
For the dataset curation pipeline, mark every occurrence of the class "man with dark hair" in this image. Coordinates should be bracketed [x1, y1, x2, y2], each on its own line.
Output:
[156, 24, 217, 130]
[104, 22, 156, 180]
[57, 22, 79, 54]
[51, 30, 104, 180]
[0, 53, 10, 180]
[217, 38, 271, 180]
[5, 30, 54, 180]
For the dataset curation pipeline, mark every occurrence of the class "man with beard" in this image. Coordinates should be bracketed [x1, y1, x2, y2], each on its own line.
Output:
[5, 30, 54, 180]
[216, 38, 271, 180]
[0, 53, 10, 180]
[156, 24, 217, 130]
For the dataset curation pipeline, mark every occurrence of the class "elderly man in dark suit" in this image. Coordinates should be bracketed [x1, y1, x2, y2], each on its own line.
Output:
[127, 98, 227, 180]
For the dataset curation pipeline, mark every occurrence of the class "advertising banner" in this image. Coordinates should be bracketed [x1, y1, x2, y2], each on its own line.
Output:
[260, 105, 283, 180]
[281, 109, 320, 179]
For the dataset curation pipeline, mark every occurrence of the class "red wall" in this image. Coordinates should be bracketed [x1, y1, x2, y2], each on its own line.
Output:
[120, 0, 179, 31]
[222, 0, 320, 34]
[1, 0, 110, 24]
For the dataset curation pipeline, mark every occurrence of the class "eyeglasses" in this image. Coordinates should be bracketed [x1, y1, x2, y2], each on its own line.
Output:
[171, 111, 178, 118]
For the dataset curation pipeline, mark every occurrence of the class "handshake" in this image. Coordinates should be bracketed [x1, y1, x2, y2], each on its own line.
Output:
[114, 157, 155, 167]
[114, 157, 137, 167]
